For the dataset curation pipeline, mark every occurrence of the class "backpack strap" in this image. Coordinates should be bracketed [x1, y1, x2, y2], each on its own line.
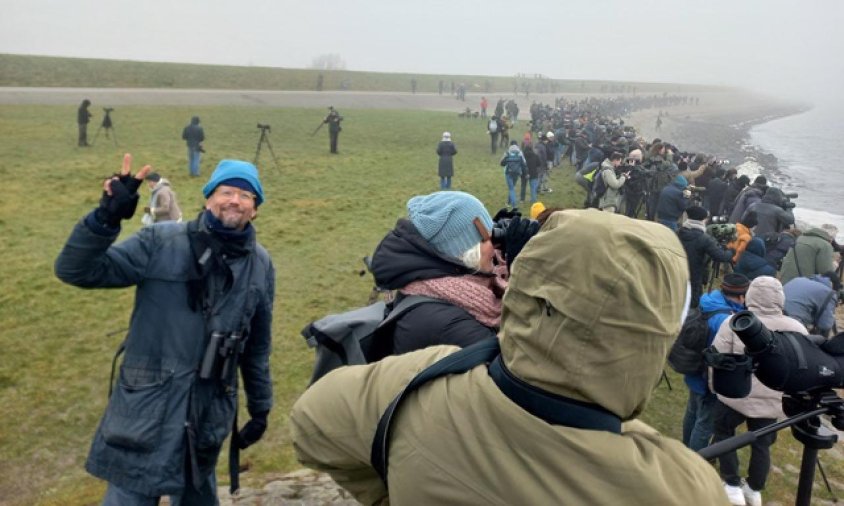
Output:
[379, 295, 446, 330]
[370, 337, 624, 487]
[371, 339, 500, 485]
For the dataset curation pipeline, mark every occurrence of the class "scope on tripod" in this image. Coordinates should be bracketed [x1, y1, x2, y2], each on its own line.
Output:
[257, 123, 271, 131]
[104, 107, 114, 113]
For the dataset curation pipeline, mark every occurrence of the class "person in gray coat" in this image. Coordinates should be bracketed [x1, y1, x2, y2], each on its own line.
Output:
[55, 155, 275, 505]
[436, 132, 457, 190]
[783, 274, 840, 337]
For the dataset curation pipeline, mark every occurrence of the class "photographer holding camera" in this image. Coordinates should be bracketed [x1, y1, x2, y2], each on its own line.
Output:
[679, 206, 736, 308]
[181, 116, 205, 177]
[367, 191, 538, 355]
[55, 156, 275, 504]
[740, 187, 795, 237]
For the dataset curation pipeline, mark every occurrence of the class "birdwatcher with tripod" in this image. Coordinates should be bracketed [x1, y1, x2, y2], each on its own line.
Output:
[314, 106, 343, 154]
[182, 116, 205, 177]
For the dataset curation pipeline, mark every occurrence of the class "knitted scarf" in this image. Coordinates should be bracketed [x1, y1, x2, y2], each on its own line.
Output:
[400, 260, 508, 328]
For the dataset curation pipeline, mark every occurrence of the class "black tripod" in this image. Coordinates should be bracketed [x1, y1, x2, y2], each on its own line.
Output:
[91, 108, 118, 147]
[253, 124, 280, 172]
[699, 390, 844, 506]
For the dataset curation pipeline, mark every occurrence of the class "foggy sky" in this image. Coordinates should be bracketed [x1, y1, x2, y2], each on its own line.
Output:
[2, 0, 842, 104]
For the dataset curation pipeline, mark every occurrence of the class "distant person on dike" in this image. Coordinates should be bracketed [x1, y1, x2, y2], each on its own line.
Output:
[436, 132, 457, 190]
[77, 99, 92, 147]
[323, 106, 343, 154]
[55, 156, 274, 505]
[181, 116, 205, 177]
[487, 115, 500, 154]
[779, 226, 837, 285]
[291, 210, 728, 505]
[682, 273, 749, 452]
[480, 96, 488, 118]
[141, 172, 183, 225]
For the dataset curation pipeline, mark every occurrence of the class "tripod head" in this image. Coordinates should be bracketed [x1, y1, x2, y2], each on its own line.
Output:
[257, 123, 271, 132]
[101, 108, 114, 129]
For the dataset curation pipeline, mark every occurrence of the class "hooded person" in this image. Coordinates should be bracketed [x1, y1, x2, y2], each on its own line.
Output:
[779, 227, 837, 285]
[500, 143, 527, 208]
[733, 237, 777, 280]
[656, 174, 691, 230]
[678, 206, 735, 307]
[740, 187, 795, 236]
[710, 276, 808, 506]
[729, 176, 767, 224]
[291, 210, 728, 505]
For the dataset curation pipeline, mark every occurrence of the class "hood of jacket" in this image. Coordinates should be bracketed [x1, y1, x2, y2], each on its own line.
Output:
[745, 236, 766, 257]
[499, 209, 688, 420]
[745, 275, 784, 316]
[761, 187, 785, 205]
[370, 219, 477, 289]
[804, 227, 832, 242]
[507, 144, 522, 155]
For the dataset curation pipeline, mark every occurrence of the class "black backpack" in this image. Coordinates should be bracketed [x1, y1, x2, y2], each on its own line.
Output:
[301, 295, 447, 385]
[667, 308, 732, 375]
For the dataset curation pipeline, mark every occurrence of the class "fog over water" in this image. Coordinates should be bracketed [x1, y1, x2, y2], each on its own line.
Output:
[2, 0, 843, 104]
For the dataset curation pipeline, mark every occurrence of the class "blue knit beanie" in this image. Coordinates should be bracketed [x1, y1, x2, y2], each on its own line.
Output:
[407, 191, 493, 260]
[202, 160, 265, 206]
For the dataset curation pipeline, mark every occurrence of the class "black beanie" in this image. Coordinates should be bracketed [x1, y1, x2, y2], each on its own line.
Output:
[686, 206, 708, 221]
[722, 273, 750, 296]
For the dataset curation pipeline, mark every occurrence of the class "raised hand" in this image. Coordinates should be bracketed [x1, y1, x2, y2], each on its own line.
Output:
[96, 154, 152, 228]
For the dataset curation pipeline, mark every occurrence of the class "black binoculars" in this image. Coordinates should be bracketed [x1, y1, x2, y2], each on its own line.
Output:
[199, 331, 244, 381]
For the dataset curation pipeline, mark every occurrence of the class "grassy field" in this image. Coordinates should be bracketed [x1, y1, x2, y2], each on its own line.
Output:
[0, 53, 726, 95]
[0, 103, 840, 505]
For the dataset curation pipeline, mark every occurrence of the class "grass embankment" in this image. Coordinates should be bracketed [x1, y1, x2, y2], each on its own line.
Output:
[0, 104, 838, 505]
[0, 53, 724, 95]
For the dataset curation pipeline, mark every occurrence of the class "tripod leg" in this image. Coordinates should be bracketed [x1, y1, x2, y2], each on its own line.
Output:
[91, 126, 102, 146]
[817, 459, 838, 502]
[110, 127, 119, 147]
[262, 135, 281, 172]
[660, 370, 672, 390]
[254, 131, 264, 166]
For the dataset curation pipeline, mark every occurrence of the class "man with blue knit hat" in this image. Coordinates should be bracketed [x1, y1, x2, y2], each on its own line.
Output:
[55, 155, 275, 504]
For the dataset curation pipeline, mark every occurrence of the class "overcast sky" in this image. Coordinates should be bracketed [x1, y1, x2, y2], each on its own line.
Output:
[2, 0, 841, 103]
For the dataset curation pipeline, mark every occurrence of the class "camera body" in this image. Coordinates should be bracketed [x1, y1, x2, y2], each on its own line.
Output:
[257, 123, 271, 131]
[103, 107, 114, 113]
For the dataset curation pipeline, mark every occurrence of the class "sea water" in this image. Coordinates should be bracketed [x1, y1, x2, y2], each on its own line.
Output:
[741, 102, 844, 242]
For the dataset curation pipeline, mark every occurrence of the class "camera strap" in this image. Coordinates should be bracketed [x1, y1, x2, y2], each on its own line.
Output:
[371, 338, 621, 487]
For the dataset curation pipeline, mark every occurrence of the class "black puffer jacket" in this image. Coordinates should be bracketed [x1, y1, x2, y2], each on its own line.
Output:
[678, 226, 735, 289]
[370, 219, 497, 354]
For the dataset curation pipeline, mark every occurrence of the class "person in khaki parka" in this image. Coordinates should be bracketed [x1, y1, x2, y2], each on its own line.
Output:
[291, 209, 729, 505]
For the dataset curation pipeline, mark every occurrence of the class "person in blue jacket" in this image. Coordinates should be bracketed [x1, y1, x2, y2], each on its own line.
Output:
[681, 273, 750, 451]
[734, 237, 777, 280]
[656, 175, 691, 230]
[55, 155, 275, 505]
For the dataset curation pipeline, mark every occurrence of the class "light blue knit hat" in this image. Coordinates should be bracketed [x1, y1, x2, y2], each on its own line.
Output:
[407, 191, 493, 259]
[202, 160, 265, 206]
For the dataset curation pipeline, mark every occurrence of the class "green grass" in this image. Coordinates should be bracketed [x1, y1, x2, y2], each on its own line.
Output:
[0, 53, 726, 94]
[0, 104, 838, 505]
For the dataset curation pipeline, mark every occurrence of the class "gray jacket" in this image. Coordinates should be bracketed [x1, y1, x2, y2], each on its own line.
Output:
[55, 212, 274, 495]
[783, 276, 837, 333]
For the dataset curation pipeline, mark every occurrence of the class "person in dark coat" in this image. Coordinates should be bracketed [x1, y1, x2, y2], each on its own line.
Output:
[729, 176, 767, 223]
[522, 145, 542, 204]
[323, 106, 343, 154]
[734, 237, 777, 280]
[55, 157, 274, 504]
[77, 99, 92, 147]
[436, 132, 457, 190]
[677, 206, 736, 307]
[721, 173, 748, 218]
[181, 116, 205, 177]
[742, 187, 795, 236]
[656, 175, 691, 231]
[705, 167, 729, 217]
[369, 191, 518, 355]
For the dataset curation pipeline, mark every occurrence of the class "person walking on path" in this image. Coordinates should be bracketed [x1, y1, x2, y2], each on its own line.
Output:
[77, 99, 92, 147]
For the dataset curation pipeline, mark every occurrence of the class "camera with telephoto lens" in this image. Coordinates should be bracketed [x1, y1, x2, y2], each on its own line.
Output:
[782, 191, 798, 210]
[257, 123, 271, 131]
[491, 218, 512, 245]
[200, 331, 245, 382]
[707, 223, 737, 244]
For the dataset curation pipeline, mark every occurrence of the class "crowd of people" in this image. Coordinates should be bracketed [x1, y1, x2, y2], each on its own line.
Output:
[58, 91, 844, 505]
